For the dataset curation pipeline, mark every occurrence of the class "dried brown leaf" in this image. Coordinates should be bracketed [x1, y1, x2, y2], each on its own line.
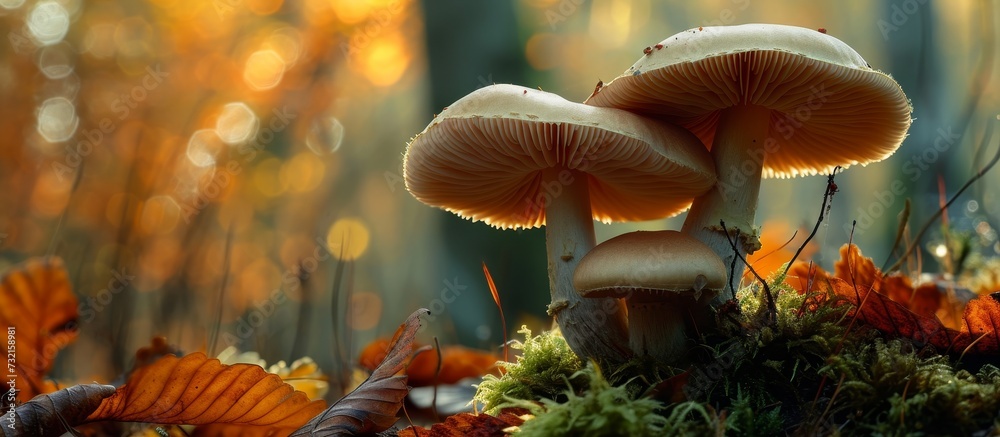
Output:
[397, 410, 526, 437]
[3, 383, 115, 437]
[291, 308, 429, 436]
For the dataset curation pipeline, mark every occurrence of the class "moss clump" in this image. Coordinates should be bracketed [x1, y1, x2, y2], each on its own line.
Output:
[705, 268, 1000, 434]
[474, 264, 1000, 434]
[474, 326, 585, 414]
[825, 338, 1000, 434]
[512, 364, 670, 436]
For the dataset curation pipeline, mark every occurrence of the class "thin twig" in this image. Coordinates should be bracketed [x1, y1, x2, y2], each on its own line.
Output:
[743, 230, 797, 281]
[886, 119, 999, 273]
[721, 220, 775, 324]
[784, 166, 840, 275]
[431, 337, 442, 423]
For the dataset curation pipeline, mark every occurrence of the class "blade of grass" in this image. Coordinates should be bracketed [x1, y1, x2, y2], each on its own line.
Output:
[481, 262, 507, 362]
[207, 224, 233, 357]
[291, 260, 311, 360]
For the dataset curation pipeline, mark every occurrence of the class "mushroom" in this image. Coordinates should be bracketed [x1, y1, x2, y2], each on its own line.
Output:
[586, 24, 912, 299]
[573, 230, 726, 364]
[404, 84, 716, 364]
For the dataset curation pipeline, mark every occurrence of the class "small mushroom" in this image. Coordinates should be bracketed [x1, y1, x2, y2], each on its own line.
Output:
[587, 24, 912, 300]
[404, 84, 716, 364]
[574, 230, 726, 364]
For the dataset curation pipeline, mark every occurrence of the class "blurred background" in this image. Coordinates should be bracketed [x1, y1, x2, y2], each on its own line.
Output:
[0, 0, 998, 399]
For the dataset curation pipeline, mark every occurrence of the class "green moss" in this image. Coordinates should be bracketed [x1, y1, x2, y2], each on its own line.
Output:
[706, 269, 1000, 434]
[825, 339, 1000, 435]
[474, 263, 1000, 434]
[512, 364, 671, 436]
[473, 326, 585, 415]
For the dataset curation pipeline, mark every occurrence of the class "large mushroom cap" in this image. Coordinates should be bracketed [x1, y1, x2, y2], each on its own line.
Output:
[586, 23, 912, 178]
[404, 84, 716, 229]
[574, 230, 727, 302]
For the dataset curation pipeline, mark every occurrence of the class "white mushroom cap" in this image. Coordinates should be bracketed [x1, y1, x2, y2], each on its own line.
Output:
[586, 24, 912, 178]
[404, 84, 717, 229]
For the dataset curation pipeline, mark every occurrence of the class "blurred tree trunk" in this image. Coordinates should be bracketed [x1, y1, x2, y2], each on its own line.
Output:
[420, 1, 549, 346]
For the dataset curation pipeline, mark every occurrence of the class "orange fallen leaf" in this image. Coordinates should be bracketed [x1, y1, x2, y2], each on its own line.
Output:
[0, 257, 79, 402]
[397, 410, 526, 437]
[788, 245, 1000, 356]
[745, 220, 817, 281]
[84, 352, 325, 433]
[290, 308, 430, 436]
[359, 341, 499, 387]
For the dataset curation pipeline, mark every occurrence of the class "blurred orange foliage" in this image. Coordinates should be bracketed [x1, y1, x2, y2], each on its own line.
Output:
[0, 257, 78, 402]
[359, 338, 499, 387]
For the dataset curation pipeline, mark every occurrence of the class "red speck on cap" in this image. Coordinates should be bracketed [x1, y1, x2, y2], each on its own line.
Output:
[654, 43, 663, 50]
[643, 46, 652, 55]
[818, 28, 827, 34]
[698, 26, 704, 31]
[523, 90, 527, 95]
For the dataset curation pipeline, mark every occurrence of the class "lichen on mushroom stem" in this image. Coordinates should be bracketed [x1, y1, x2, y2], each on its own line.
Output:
[541, 168, 630, 364]
[681, 104, 771, 299]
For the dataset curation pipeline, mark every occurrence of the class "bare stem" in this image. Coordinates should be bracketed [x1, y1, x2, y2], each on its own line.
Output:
[544, 169, 631, 365]
[682, 105, 771, 302]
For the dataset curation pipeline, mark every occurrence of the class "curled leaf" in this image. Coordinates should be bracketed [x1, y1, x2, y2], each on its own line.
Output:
[3, 383, 115, 437]
[291, 308, 429, 436]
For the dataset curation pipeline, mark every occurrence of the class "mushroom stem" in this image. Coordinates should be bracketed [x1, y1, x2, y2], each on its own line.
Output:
[543, 168, 631, 364]
[625, 297, 686, 364]
[681, 105, 771, 302]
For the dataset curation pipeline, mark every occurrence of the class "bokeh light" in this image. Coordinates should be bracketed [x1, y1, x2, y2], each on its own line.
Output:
[27, 1, 70, 46]
[0, 0, 25, 10]
[326, 218, 370, 261]
[186, 129, 226, 167]
[244, 49, 286, 91]
[216, 102, 259, 145]
[36, 97, 78, 142]
[279, 153, 325, 193]
[346, 291, 383, 331]
[358, 32, 410, 87]
[37, 43, 74, 79]
[305, 116, 345, 155]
